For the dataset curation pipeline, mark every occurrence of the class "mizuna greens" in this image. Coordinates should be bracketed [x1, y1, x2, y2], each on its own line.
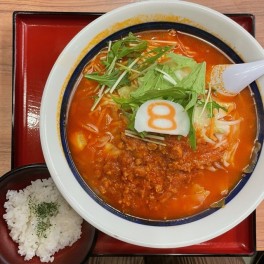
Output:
[85, 32, 224, 149]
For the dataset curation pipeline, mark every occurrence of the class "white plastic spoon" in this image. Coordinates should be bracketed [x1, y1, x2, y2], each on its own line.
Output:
[210, 59, 264, 96]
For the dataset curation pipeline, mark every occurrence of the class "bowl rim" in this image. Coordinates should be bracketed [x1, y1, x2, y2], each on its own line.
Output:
[40, 0, 264, 248]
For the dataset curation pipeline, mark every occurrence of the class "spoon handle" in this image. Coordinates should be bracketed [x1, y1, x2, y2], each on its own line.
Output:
[211, 60, 264, 96]
[223, 60, 264, 94]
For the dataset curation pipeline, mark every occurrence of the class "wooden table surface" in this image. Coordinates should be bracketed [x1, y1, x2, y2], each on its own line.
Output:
[1, 0, 264, 252]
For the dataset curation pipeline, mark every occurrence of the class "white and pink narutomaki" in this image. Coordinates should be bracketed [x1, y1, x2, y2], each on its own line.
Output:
[134, 99, 190, 136]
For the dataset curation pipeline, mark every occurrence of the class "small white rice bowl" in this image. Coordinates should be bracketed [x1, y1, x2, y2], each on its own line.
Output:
[3, 178, 83, 263]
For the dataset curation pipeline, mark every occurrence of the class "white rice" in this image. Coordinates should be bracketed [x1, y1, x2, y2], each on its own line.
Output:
[3, 177, 83, 262]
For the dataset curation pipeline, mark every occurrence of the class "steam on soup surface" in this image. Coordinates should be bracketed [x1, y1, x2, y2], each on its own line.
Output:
[67, 30, 256, 220]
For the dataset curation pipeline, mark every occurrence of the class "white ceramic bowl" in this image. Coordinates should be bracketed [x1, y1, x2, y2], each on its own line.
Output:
[40, 0, 264, 248]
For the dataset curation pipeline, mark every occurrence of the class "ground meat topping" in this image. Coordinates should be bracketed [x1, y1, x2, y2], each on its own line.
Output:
[94, 134, 226, 217]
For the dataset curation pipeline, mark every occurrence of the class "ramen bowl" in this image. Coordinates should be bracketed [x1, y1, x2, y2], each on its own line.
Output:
[40, 1, 264, 248]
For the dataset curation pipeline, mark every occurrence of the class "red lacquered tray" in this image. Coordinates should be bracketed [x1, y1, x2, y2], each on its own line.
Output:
[12, 12, 256, 255]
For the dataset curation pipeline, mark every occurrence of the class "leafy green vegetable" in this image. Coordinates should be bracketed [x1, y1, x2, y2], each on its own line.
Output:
[83, 31, 221, 149]
[168, 53, 198, 69]
[85, 33, 150, 107]
[188, 107, 197, 149]
[130, 67, 173, 97]
[210, 198, 226, 208]
[197, 99, 227, 118]
[207, 101, 227, 117]
[114, 87, 190, 108]
[104, 32, 148, 68]
[85, 70, 126, 87]
[178, 62, 206, 112]
[179, 62, 206, 92]
[137, 46, 172, 71]
[129, 54, 206, 106]
[109, 57, 139, 93]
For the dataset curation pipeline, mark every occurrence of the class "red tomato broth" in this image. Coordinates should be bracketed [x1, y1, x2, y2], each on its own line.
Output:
[66, 30, 257, 220]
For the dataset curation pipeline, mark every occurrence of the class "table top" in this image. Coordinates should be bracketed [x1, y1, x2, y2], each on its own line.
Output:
[1, 0, 264, 252]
